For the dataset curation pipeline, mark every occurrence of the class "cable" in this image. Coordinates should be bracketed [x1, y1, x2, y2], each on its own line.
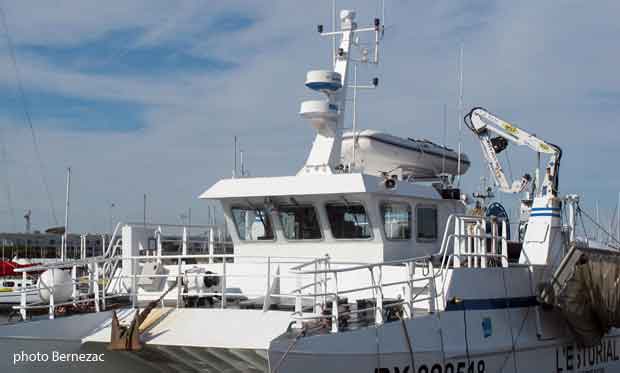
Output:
[462, 307, 471, 368]
[0, 3, 59, 226]
[400, 318, 416, 372]
[498, 307, 532, 372]
[271, 328, 304, 373]
[0, 125, 15, 230]
[577, 204, 620, 246]
[501, 269, 519, 372]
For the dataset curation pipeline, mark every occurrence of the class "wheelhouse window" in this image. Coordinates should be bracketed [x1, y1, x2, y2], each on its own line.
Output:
[231, 206, 275, 241]
[381, 202, 411, 240]
[416, 206, 438, 241]
[326, 202, 372, 239]
[278, 205, 322, 240]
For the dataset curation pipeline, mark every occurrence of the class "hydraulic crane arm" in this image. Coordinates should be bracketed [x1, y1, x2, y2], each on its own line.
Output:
[464, 107, 562, 196]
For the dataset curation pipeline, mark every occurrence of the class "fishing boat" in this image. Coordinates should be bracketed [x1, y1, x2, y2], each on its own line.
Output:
[1, 7, 619, 373]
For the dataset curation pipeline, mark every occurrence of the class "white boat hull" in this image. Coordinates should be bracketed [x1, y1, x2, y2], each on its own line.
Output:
[0, 289, 39, 305]
[269, 311, 620, 373]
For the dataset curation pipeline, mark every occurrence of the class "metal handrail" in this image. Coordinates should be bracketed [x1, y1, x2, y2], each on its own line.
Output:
[15, 253, 325, 273]
[12, 251, 323, 320]
[288, 214, 513, 333]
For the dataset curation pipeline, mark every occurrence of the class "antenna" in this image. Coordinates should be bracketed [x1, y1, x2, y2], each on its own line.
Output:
[332, 0, 336, 66]
[233, 136, 238, 178]
[382, 0, 386, 30]
[456, 43, 464, 187]
[441, 103, 447, 180]
[300, 9, 384, 175]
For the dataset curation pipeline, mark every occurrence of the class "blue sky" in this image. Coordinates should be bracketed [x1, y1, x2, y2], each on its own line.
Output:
[0, 1, 618, 234]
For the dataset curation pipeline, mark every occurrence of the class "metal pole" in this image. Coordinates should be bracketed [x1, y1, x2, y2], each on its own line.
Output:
[233, 136, 237, 178]
[62, 167, 71, 262]
[332, 0, 336, 67]
[188, 208, 192, 253]
[208, 227, 214, 262]
[20, 271, 27, 320]
[456, 43, 464, 186]
[108, 202, 115, 234]
[352, 64, 358, 169]
[143, 193, 147, 228]
[240, 150, 245, 177]
[442, 103, 447, 178]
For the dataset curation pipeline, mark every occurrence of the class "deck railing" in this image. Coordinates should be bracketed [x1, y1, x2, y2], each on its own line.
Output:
[289, 214, 511, 332]
[11, 215, 510, 332]
[12, 252, 321, 321]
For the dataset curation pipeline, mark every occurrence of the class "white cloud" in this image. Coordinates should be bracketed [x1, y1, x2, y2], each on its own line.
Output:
[0, 0, 618, 232]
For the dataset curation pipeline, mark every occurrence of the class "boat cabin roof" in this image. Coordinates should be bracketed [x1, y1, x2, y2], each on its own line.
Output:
[199, 173, 440, 200]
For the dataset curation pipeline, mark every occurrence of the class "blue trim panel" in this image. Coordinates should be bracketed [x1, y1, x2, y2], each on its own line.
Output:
[530, 213, 561, 218]
[445, 296, 539, 311]
[531, 207, 561, 211]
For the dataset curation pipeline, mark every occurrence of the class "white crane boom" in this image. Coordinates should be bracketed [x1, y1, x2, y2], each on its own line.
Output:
[464, 107, 562, 197]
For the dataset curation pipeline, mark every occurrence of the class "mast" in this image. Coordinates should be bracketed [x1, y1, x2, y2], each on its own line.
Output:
[456, 43, 464, 186]
[62, 167, 71, 261]
[331, 0, 336, 66]
[299, 10, 383, 175]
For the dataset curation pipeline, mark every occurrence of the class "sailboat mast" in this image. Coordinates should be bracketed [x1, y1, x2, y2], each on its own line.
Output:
[62, 167, 71, 261]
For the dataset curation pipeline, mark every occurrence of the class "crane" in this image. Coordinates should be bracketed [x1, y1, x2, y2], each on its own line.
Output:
[464, 107, 562, 198]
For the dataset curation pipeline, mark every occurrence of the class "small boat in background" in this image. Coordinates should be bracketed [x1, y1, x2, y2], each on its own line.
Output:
[0, 260, 40, 305]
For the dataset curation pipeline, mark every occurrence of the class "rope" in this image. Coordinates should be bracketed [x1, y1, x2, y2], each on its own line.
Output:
[272, 327, 305, 373]
[462, 307, 471, 367]
[501, 269, 519, 372]
[497, 268, 535, 372]
[0, 3, 58, 225]
[497, 307, 531, 372]
[400, 318, 416, 372]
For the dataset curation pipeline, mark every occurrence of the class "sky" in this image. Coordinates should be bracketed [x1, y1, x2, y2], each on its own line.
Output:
[0, 0, 618, 234]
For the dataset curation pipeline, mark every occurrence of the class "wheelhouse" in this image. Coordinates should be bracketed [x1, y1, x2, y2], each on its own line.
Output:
[201, 173, 464, 263]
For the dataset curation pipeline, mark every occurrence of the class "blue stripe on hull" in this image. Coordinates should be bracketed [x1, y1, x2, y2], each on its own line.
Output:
[530, 213, 561, 218]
